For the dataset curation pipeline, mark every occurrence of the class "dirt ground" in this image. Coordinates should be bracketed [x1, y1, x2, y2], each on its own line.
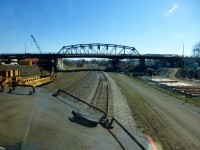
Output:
[155, 67, 200, 86]
[109, 73, 200, 150]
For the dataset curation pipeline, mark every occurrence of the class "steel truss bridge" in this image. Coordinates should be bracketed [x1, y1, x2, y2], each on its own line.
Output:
[58, 43, 139, 55]
[0, 43, 181, 59]
[0, 43, 184, 67]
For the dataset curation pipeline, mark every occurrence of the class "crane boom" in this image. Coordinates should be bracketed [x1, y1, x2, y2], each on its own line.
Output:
[31, 35, 42, 53]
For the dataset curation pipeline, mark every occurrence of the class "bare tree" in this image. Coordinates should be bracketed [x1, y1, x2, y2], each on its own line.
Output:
[193, 42, 200, 57]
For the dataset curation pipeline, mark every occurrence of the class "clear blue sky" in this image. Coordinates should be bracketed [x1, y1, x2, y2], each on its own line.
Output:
[0, 0, 199, 56]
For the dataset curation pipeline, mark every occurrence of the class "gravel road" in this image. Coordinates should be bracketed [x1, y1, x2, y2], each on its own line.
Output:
[110, 73, 200, 150]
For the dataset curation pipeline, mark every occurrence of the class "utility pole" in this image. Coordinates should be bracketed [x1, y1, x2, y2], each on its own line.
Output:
[181, 41, 185, 68]
[25, 43, 26, 54]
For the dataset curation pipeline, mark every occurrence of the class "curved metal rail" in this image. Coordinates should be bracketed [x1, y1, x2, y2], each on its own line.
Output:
[91, 71, 110, 118]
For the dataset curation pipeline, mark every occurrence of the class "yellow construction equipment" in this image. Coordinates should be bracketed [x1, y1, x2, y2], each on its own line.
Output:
[0, 66, 55, 91]
[19, 60, 32, 65]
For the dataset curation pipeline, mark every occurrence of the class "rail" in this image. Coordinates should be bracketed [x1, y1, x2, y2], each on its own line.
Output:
[90, 71, 110, 121]
[91, 72, 101, 103]
[104, 73, 110, 116]
[53, 89, 107, 119]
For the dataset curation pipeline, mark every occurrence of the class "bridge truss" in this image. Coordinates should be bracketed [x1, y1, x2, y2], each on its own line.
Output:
[58, 43, 139, 55]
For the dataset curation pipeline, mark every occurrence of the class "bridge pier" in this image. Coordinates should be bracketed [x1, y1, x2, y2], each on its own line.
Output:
[56, 58, 64, 70]
[52, 58, 65, 71]
[111, 59, 121, 72]
[169, 58, 185, 68]
[37, 59, 55, 71]
[53, 58, 59, 71]
[168, 60, 175, 67]
[139, 58, 145, 70]
[180, 58, 185, 68]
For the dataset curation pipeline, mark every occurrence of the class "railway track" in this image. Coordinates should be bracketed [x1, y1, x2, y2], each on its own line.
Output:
[91, 71, 114, 118]
[49, 70, 114, 118]
[58, 71, 114, 118]
[62, 71, 91, 93]
[42, 71, 86, 92]
[68, 71, 98, 100]
[52, 72, 150, 150]
[59, 71, 98, 103]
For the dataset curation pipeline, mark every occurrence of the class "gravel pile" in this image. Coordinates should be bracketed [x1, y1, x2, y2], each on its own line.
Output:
[105, 73, 137, 129]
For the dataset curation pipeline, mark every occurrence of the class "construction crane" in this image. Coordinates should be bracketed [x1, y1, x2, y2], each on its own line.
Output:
[31, 35, 42, 54]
